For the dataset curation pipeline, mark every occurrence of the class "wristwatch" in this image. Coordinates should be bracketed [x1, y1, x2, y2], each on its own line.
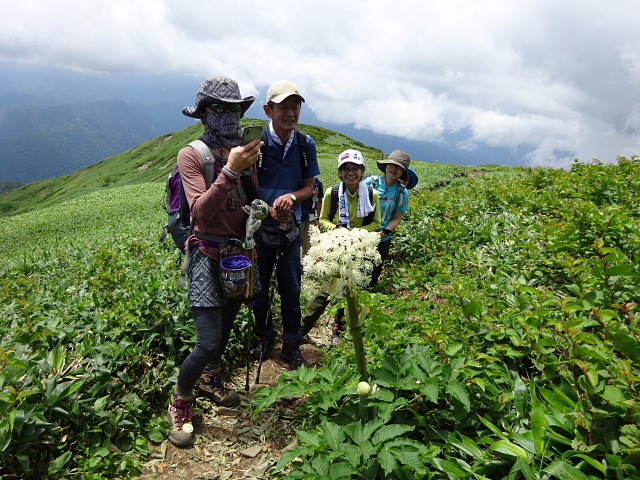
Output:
[290, 193, 297, 202]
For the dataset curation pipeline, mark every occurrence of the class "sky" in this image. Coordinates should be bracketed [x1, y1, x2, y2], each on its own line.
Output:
[1, 0, 640, 169]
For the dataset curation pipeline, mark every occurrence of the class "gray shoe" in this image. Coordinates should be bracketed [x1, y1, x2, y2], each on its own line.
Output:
[167, 392, 194, 446]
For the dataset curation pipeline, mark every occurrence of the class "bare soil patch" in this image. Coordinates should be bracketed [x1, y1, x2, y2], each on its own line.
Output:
[134, 323, 334, 480]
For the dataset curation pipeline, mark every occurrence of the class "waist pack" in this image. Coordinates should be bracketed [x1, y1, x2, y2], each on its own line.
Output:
[257, 221, 300, 250]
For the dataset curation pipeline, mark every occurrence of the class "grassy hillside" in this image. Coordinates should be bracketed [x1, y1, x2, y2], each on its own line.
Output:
[0, 119, 391, 218]
[5, 155, 640, 479]
[0, 179, 22, 194]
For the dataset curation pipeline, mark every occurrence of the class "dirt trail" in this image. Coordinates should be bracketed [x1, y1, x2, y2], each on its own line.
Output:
[135, 327, 332, 480]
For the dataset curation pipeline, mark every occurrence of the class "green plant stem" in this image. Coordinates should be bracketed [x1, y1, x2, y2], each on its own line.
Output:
[345, 286, 368, 381]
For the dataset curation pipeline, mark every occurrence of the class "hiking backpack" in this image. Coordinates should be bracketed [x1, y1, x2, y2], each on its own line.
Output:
[161, 128, 310, 252]
[160, 140, 216, 252]
[328, 183, 376, 227]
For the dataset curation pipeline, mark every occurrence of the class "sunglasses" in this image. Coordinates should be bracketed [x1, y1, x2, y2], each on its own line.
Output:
[207, 103, 242, 113]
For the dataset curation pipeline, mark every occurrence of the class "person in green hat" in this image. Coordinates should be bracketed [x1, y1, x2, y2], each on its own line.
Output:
[365, 150, 418, 287]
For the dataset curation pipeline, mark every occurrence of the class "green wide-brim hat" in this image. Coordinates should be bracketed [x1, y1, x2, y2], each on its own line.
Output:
[377, 150, 411, 182]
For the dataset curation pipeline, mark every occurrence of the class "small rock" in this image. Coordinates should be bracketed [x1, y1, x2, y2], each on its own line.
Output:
[240, 445, 262, 458]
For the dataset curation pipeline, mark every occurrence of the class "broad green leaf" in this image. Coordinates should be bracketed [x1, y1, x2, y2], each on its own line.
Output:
[447, 433, 485, 459]
[490, 440, 528, 459]
[530, 392, 546, 455]
[46, 346, 66, 372]
[419, 379, 439, 404]
[378, 447, 398, 476]
[48, 451, 72, 475]
[299, 430, 324, 449]
[340, 444, 361, 467]
[570, 453, 606, 474]
[572, 345, 609, 362]
[478, 415, 509, 441]
[446, 381, 470, 411]
[322, 420, 345, 451]
[514, 457, 537, 480]
[329, 461, 359, 479]
[610, 331, 640, 363]
[463, 300, 482, 318]
[507, 432, 537, 455]
[543, 459, 590, 480]
[383, 438, 428, 475]
[601, 385, 628, 406]
[345, 420, 384, 445]
[603, 265, 631, 277]
[431, 457, 471, 477]
[514, 376, 527, 417]
[371, 424, 414, 446]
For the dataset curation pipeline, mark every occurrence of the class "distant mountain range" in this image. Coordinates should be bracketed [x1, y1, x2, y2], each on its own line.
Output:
[0, 99, 193, 183]
[0, 60, 523, 185]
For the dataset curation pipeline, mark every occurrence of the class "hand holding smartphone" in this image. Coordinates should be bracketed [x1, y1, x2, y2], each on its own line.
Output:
[242, 125, 263, 146]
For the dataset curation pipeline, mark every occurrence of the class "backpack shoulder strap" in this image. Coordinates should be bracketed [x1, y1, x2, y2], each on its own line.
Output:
[397, 182, 406, 204]
[363, 184, 375, 226]
[296, 130, 308, 176]
[329, 184, 339, 223]
[188, 140, 216, 188]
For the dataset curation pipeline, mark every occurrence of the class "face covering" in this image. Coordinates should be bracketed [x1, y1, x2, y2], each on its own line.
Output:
[200, 111, 243, 150]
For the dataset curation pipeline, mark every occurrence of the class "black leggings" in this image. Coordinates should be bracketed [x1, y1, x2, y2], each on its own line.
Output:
[176, 301, 243, 395]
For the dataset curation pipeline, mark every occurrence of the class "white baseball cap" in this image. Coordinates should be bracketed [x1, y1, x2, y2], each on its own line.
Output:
[338, 149, 365, 168]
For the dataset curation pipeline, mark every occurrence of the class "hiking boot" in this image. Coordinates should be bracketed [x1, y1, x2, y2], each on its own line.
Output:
[198, 369, 240, 407]
[281, 340, 308, 369]
[251, 330, 276, 360]
[167, 392, 194, 446]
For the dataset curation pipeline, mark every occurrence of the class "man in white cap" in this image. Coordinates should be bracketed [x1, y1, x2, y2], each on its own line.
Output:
[252, 80, 321, 369]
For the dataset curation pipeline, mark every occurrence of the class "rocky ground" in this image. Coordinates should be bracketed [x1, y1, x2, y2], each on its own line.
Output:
[134, 322, 334, 480]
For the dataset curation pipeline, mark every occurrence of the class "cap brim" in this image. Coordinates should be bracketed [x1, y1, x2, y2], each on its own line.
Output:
[269, 93, 305, 103]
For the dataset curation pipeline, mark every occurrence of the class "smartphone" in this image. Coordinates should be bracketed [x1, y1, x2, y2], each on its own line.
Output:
[242, 125, 263, 146]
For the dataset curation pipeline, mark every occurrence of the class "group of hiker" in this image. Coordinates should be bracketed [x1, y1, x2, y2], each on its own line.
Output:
[167, 76, 418, 446]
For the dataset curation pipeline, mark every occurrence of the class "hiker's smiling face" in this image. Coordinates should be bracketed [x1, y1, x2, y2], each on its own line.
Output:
[339, 163, 365, 192]
[264, 96, 301, 140]
[384, 163, 405, 185]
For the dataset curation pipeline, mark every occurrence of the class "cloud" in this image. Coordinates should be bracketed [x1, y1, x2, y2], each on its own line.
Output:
[1, 0, 640, 167]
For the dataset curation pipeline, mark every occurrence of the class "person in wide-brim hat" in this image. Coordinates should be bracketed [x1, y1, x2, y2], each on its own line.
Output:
[377, 150, 411, 183]
[182, 76, 255, 119]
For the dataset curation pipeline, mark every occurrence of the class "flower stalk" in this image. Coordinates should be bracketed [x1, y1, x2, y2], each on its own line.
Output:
[302, 227, 380, 382]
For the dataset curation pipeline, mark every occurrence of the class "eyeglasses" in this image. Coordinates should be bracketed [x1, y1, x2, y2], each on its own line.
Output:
[207, 103, 242, 113]
[340, 165, 363, 173]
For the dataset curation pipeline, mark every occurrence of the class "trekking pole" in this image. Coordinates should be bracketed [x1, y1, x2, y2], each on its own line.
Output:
[245, 249, 256, 392]
[241, 199, 268, 391]
[255, 222, 286, 385]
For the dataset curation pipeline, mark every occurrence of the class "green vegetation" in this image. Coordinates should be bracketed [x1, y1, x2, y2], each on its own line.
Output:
[0, 120, 387, 218]
[254, 157, 640, 479]
[0, 179, 23, 194]
[2, 122, 640, 478]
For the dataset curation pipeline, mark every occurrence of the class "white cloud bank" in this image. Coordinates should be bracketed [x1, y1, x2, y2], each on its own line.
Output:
[2, 0, 640, 167]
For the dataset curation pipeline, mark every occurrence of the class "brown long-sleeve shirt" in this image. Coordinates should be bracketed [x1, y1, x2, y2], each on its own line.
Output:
[177, 145, 256, 262]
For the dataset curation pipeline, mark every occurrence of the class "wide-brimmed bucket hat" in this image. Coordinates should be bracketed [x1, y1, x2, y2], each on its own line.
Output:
[182, 76, 255, 119]
[377, 150, 411, 182]
[406, 166, 418, 190]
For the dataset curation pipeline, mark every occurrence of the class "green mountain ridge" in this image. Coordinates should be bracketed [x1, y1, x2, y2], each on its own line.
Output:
[0, 120, 385, 218]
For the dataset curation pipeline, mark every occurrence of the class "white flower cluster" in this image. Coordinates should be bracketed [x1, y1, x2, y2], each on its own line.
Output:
[302, 226, 381, 297]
